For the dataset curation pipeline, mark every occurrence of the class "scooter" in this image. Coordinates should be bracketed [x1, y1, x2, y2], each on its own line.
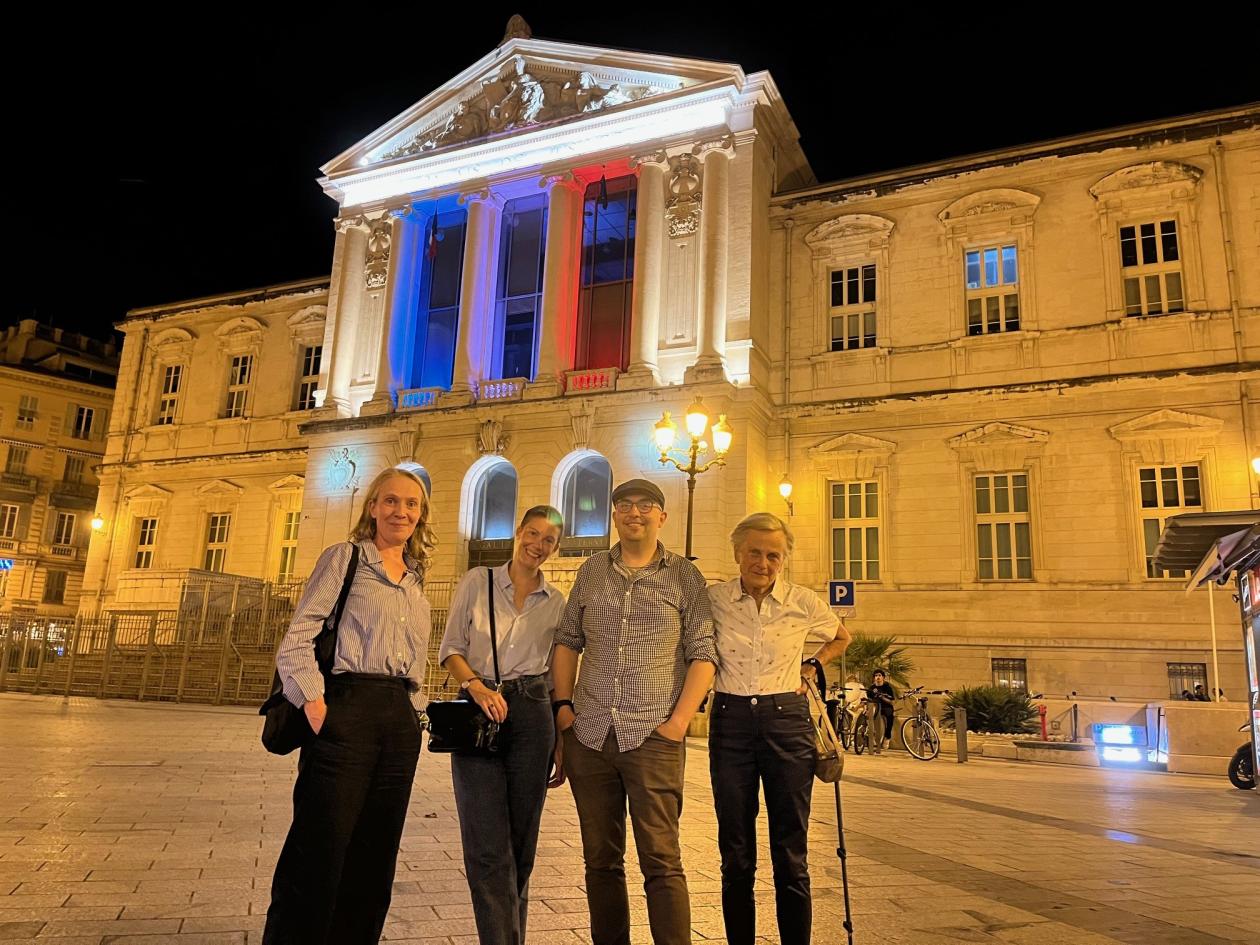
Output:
[1228, 723, 1255, 790]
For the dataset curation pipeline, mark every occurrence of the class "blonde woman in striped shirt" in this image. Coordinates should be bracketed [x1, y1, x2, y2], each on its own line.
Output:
[264, 466, 435, 945]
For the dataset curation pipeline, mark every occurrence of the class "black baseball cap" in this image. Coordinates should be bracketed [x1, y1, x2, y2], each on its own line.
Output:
[611, 478, 666, 510]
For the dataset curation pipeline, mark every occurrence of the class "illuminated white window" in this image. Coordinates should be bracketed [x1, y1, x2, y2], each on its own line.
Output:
[224, 355, 253, 419]
[829, 264, 877, 351]
[965, 245, 1020, 335]
[1120, 220, 1184, 316]
[830, 481, 880, 581]
[975, 473, 1032, 581]
[1139, 465, 1202, 578]
[278, 511, 300, 582]
[70, 406, 95, 440]
[0, 504, 18, 539]
[295, 345, 322, 411]
[17, 395, 37, 428]
[203, 513, 231, 571]
[992, 658, 1028, 691]
[52, 512, 76, 546]
[134, 518, 158, 569]
[157, 364, 183, 425]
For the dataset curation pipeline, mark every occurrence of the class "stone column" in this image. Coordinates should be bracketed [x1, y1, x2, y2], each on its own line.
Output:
[445, 190, 502, 404]
[363, 207, 416, 416]
[326, 219, 369, 415]
[531, 173, 584, 398]
[620, 152, 668, 390]
[688, 141, 733, 383]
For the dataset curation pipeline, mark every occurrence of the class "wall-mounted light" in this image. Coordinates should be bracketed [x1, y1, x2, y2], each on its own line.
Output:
[1251, 457, 1260, 475]
[779, 474, 794, 517]
[90, 515, 105, 532]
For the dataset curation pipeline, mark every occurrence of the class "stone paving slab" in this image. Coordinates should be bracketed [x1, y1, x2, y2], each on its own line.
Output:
[1, 692, 1257, 944]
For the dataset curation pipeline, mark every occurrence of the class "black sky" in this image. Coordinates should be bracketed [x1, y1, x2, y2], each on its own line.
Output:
[10, 7, 1257, 341]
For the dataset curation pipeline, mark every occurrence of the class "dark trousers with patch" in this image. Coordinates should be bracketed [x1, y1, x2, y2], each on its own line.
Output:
[263, 674, 422, 945]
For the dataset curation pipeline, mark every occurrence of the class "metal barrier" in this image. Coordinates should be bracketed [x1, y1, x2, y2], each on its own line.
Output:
[0, 578, 457, 707]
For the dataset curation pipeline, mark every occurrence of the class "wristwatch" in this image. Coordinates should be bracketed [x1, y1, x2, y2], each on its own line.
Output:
[460, 677, 481, 692]
[551, 699, 574, 716]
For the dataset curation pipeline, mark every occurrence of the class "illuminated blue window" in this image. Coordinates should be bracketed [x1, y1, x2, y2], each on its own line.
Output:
[562, 455, 612, 540]
[472, 463, 518, 541]
[577, 175, 636, 371]
[411, 209, 467, 389]
[494, 195, 548, 380]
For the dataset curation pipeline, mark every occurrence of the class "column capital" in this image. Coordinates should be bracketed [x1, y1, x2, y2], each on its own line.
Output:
[458, 187, 506, 209]
[630, 149, 670, 171]
[538, 171, 585, 194]
[692, 134, 736, 161]
[334, 214, 368, 234]
[386, 203, 419, 220]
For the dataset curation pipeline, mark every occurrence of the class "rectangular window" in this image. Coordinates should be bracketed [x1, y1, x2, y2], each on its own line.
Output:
[576, 175, 637, 371]
[42, 570, 68, 605]
[71, 406, 95, 439]
[1120, 220, 1184, 316]
[829, 264, 877, 352]
[203, 513, 231, 572]
[296, 345, 322, 411]
[5, 447, 28, 475]
[52, 512, 75, 546]
[157, 364, 183, 425]
[278, 511, 300, 582]
[1140, 465, 1202, 578]
[965, 244, 1020, 335]
[63, 457, 85, 483]
[494, 195, 548, 380]
[411, 209, 467, 390]
[1167, 662, 1208, 700]
[829, 481, 880, 581]
[0, 504, 18, 539]
[17, 395, 37, 427]
[992, 658, 1028, 691]
[975, 473, 1033, 580]
[134, 517, 158, 569]
[224, 355, 253, 419]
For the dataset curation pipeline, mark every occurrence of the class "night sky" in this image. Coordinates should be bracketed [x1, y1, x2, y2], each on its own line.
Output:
[11, 9, 1257, 342]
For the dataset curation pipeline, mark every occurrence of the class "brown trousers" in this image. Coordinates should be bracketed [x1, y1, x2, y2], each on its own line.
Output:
[563, 728, 690, 945]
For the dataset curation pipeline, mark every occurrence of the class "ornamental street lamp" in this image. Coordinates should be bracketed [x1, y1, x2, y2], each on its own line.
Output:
[653, 397, 732, 559]
[779, 474, 795, 517]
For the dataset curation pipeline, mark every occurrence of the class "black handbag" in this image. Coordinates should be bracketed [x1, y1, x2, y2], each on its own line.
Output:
[259, 542, 360, 755]
[425, 568, 512, 756]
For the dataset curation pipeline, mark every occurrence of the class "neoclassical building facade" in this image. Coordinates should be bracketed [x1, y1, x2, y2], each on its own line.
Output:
[80, 22, 1260, 699]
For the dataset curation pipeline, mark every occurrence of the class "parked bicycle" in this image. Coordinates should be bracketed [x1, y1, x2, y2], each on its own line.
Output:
[898, 686, 941, 761]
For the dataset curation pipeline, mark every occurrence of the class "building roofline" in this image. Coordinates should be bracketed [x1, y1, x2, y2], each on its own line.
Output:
[775, 103, 1260, 208]
[122, 276, 330, 324]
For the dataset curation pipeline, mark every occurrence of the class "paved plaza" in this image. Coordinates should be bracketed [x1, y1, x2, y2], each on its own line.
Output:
[0, 692, 1257, 945]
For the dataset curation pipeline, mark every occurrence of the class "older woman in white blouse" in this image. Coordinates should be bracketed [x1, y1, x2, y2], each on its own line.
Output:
[707, 512, 852, 945]
[439, 505, 566, 945]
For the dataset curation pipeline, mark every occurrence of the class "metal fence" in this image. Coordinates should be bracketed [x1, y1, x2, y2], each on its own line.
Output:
[0, 579, 458, 707]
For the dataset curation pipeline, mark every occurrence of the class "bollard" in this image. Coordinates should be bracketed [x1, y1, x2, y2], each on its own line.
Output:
[954, 707, 968, 763]
[1039, 703, 1048, 741]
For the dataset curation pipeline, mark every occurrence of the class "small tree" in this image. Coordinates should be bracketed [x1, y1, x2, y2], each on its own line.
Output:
[828, 633, 914, 688]
[944, 686, 1039, 734]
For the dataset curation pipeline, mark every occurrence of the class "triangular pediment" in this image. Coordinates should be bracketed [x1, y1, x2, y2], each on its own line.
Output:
[324, 39, 745, 180]
[194, 479, 244, 498]
[1108, 409, 1222, 439]
[269, 474, 305, 494]
[809, 433, 897, 456]
[949, 422, 1050, 449]
[124, 484, 173, 503]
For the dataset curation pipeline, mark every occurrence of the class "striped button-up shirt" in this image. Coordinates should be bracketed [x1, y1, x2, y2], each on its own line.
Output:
[438, 564, 566, 680]
[275, 540, 431, 712]
[708, 576, 839, 696]
[555, 542, 717, 752]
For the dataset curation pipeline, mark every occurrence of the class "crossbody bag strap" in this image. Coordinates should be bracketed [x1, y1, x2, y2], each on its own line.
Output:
[487, 567, 502, 686]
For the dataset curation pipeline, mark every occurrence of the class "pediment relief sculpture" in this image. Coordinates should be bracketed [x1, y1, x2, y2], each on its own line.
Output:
[938, 188, 1042, 224]
[1089, 161, 1204, 200]
[804, 213, 896, 256]
[379, 56, 668, 162]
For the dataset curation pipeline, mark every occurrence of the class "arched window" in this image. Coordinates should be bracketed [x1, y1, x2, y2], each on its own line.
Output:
[560, 454, 612, 556]
[468, 461, 518, 568]
[396, 461, 432, 500]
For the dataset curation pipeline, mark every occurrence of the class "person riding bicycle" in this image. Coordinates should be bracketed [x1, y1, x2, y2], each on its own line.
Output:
[867, 670, 896, 753]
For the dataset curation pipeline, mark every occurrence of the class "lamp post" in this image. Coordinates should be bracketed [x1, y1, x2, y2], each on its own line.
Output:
[653, 397, 733, 559]
[779, 474, 794, 517]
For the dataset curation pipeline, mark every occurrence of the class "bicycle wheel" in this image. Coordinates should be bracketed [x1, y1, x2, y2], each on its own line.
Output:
[839, 711, 852, 751]
[853, 716, 868, 755]
[901, 717, 941, 761]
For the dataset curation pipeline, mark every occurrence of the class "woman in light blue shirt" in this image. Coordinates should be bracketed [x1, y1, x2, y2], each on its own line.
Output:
[264, 467, 435, 945]
[439, 505, 566, 945]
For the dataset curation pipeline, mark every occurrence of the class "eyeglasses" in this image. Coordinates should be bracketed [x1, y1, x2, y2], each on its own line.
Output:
[614, 499, 660, 514]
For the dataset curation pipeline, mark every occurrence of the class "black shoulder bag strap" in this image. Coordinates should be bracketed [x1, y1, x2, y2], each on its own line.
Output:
[487, 567, 502, 688]
[316, 542, 361, 677]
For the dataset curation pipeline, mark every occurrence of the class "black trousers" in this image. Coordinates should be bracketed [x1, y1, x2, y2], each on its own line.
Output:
[709, 692, 816, 945]
[263, 673, 422, 945]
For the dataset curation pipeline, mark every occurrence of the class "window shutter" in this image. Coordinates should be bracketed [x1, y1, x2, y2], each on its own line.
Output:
[63, 407, 76, 436]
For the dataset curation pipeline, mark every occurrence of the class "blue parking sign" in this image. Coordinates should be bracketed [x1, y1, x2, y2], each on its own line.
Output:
[828, 581, 855, 607]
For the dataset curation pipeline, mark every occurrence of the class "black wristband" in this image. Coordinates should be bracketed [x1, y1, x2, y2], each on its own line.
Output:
[551, 699, 574, 716]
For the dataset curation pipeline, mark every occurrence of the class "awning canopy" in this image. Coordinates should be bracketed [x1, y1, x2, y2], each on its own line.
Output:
[1152, 510, 1260, 592]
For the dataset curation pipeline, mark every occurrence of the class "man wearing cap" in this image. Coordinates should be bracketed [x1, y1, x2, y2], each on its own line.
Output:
[550, 478, 716, 945]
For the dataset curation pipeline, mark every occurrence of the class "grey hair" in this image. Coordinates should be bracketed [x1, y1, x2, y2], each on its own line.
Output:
[730, 512, 795, 557]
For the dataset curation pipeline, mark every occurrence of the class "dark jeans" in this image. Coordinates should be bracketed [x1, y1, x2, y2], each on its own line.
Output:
[451, 674, 555, 945]
[710, 692, 816, 945]
[263, 674, 422, 945]
[563, 727, 690, 945]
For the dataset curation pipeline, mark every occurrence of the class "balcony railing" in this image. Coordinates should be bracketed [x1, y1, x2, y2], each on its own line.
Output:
[477, 378, 526, 402]
[0, 538, 17, 552]
[52, 481, 97, 499]
[565, 366, 619, 394]
[50, 545, 78, 560]
[398, 388, 442, 410]
[0, 473, 37, 492]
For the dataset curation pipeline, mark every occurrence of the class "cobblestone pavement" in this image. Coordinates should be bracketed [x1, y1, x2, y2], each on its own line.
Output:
[1, 692, 1258, 945]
